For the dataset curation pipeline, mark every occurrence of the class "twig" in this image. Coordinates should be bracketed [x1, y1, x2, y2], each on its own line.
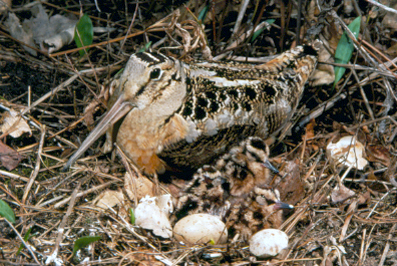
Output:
[120, 2, 139, 53]
[22, 125, 46, 204]
[0, 170, 32, 183]
[298, 91, 347, 130]
[351, 69, 375, 120]
[21, 75, 79, 116]
[48, 182, 81, 264]
[231, 0, 250, 39]
[378, 223, 397, 266]
[365, 0, 397, 14]
[4, 219, 42, 265]
[54, 180, 119, 208]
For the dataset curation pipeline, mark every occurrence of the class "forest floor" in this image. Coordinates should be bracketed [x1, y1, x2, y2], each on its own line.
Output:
[1, 0, 397, 265]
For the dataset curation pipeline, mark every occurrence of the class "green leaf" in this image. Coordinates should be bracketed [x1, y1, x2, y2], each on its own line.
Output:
[138, 41, 152, 53]
[74, 14, 94, 57]
[333, 16, 361, 87]
[130, 208, 135, 225]
[72, 236, 101, 257]
[0, 199, 15, 223]
[251, 19, 275, 42]
[17, 227, 33, 255]
[198, 5, 209, 22]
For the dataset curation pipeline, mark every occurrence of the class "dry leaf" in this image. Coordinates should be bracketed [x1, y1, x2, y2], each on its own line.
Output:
[84, 86, 108, 129]
[93, 190, 125, 210]
[310, 45, 335, 86]
[5, 4, 78, 55]
[366, 144, 390, 166]
[0, 140, 22, 170]
[276, 159, 305, 205]
[331, 183, 355, 204]
[357, 190, 371, 205]
[0, 0, 11, 13]
[1, 109, 32, 138]
[124, 172, 155, 201]
[304, 119, 319, 151]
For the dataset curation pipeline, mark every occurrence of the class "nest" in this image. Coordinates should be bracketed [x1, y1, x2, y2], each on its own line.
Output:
[1, 0, 397, 265]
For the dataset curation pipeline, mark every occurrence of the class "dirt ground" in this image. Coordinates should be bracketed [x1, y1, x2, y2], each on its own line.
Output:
[1, 0, 397, 265]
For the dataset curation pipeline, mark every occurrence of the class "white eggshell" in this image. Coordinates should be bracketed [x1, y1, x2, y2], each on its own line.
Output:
[249, 229, 288, 258]
[173, 214, 228, 245]
[326, 136, 367, 170]
[135, 195, 172, 238]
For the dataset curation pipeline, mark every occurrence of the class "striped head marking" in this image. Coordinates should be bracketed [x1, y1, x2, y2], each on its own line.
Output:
[110, 52, 187, 110]
[63, 53, 187, 170]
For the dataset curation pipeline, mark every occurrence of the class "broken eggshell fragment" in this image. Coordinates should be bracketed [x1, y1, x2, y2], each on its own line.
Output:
[173, 213, 228, 245]
[134, 194, 173, 238]
[326, 136, 368, 170]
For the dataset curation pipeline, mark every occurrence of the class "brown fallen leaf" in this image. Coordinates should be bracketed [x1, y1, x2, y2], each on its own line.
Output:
[304, 119, 319, 151]
[276, 159, 305, 205]
[93, 189, 125, 210]
[0, 109, 32, 138]
[0, 140, 22, 170]
[331, 183, 355, 204]
[124, 171, 155, 201]
[366, 144, 391, 166]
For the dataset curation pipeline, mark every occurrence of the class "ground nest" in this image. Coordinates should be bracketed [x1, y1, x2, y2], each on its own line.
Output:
[1, 0, 397, 265]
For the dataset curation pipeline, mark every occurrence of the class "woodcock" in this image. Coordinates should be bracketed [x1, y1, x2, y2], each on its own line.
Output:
[64, 43, 319, 175]
[174, 137, 293, 238]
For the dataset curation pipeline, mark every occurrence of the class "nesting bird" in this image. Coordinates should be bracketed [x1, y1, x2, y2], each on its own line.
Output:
[174, 137, 293, 238]
[64, 44, 318, 174]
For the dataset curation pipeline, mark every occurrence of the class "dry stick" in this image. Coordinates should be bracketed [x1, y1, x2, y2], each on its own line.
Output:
[21, 75, 78, 116]
[49, 182, 80, 263]
[54, 180, 119, 209]
[364, 226, 377, 265]
[213, 20, 272, 61]
[359, 228, 367, 264]
[0, 260, 40, 266]
[360, 57, 397, 86]
[365, 0, 397, 14]
[351, 69, 375, 120]
[34, 169, 85, 207]
[105, 207, 171, 264]
[22, 125, 46, 204]
[64, 55, 103, 109]
[378, 223, 397, 266]
[359, 42, 397, 80]
[0, 169, 32, 183]
[115, 145, 139, 208]
[41, 1, 127, 29]
[361, 39, 397, 71]
[120, 2, 139, 53]
[4, 219, 42, 265]
[366, 188, 396, 219]
[231, 0, 250, 39]
[49, 10, 177, 58]
[340, 200, 358, 242]
[0, 186, 27, 215]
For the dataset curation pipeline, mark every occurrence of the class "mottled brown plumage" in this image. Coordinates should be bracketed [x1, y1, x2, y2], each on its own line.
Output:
[174, 137, 292, 238]
[64, 44, 318, 174]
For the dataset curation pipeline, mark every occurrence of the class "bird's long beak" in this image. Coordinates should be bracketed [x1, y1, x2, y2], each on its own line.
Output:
[63, 94, 133, 171]
[274, 201, 294, 210]
[262, 160, 279, 174]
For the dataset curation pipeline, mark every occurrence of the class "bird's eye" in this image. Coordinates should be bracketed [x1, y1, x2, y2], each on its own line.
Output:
[150, 68, 162, 80]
